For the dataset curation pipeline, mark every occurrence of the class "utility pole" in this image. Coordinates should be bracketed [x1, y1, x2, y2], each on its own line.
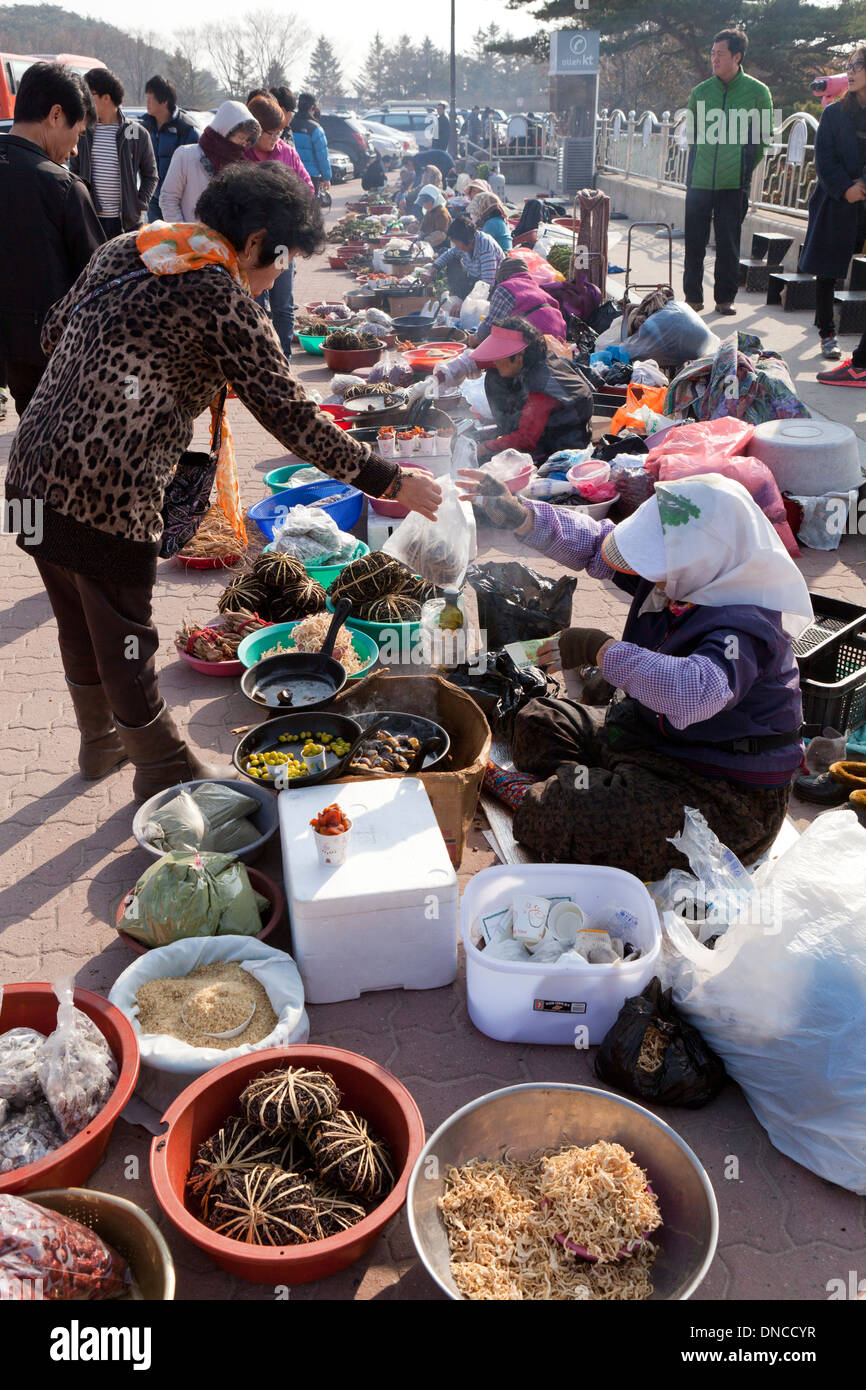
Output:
[449, 0, 458, 157]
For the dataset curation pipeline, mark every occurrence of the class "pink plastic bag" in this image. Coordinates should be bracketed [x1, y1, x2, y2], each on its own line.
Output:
[647, 417, 755, 459]
[510, 248, 562, 284]
[645, 453, 800, 557]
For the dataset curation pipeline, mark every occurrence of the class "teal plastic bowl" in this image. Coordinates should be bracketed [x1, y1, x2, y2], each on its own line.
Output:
[298, 333, 326, 355]
[263, 463, 309, 494]
[237, 618, 379, 679]
[261, 539, 370, 590]
[326, 595, 421, 650]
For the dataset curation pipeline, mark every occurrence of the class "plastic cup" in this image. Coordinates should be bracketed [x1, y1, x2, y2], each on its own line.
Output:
[547, 901, 586, 947]
[314, 821, 352, 867]
[397, 436, 416, 458]
[378, 436, 396, 458]
[416, 434, 435, 456]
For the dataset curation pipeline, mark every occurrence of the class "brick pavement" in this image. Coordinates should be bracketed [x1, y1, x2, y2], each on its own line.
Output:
[1, 183, 864, 1302]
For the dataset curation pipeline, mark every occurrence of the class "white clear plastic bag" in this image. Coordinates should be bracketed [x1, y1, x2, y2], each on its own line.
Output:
[383, 476, 474, 587]
[481, 450, 534, 484]
[38, 979, 117, 1140]
[662, 810, 866, 1192]
[621, 302, 720, 365]
[459, 281, 490, 331]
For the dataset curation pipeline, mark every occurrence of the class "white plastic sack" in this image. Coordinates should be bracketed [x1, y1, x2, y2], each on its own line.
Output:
[594, 315, 623, 350]
[383, 476, 475, 587]
[459, 374, 495, 421]
[481, 450, 534, 483]
[108, 935, 309, 1110]
[662, 810, 866, 1192]
[790, 491, 856, 551]
[459, 281, 490, 332]
[621, 301, 720, 366]
[630, 358, 667, 387]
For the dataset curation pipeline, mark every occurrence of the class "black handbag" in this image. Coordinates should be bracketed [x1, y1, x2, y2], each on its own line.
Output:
[67, 265, 230, 559]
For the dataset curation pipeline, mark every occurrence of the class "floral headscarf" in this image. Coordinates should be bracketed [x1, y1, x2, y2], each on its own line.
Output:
[136, 222, 250, 292]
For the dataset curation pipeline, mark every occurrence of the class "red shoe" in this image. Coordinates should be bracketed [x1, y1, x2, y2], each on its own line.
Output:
[817, 358, 866, 386]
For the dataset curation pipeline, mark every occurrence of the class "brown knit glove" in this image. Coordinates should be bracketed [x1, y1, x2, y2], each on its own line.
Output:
[557, 627, 615, 671]
[474, 472, 530, 530]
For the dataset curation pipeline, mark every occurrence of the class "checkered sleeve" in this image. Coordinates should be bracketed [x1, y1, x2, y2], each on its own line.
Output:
[522, 500, 618, 578]
[601, 644, 737, 728]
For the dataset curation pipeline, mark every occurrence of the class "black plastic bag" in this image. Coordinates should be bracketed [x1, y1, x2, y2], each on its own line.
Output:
[587, 299, 620, 334]
[448, 649, 555, 741]
[466, 562, 576, 649]
[594, 977, 726, 1108]
[593, 432, 649, 462]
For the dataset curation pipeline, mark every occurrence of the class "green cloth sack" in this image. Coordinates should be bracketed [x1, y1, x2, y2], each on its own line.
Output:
[190, 782, 260, 832]
[119, 851, 267, 948]
[143, 790, 207, 853]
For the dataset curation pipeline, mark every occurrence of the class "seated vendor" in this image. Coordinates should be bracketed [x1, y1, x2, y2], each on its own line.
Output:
[422, 214, 504, 303]
[457, 470, 812, 880]
[474, 257, 567, 343]
[416, 184, 452, 249]
[435, 317, 591, 462]
[470, 192, 513, 253]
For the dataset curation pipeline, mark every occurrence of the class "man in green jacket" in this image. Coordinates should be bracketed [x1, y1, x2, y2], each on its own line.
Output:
[683, 28, 774, 314]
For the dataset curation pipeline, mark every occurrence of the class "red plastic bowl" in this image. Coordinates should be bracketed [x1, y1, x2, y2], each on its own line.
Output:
[322, 345, 383, 372]
[328, 254, 353, 270]
[176, 649, 244, 678]
[115, 868, 285, 956]
[319, 405, 354, 430]
[0, 984, 140, 1194]
[150, 1045, 425, 1284]
[368, 464, 433, 519]
[401, 342, 466, 374]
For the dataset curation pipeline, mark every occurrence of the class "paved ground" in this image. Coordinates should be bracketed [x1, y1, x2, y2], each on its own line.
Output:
[1, 180, 864, 1302]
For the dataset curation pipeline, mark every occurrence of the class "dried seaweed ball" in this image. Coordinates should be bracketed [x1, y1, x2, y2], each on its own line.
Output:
[187, 1116, 282, 1218]
[207, 1163, 317, 1245]
[239, 1066, 341, 1132]
[306, 1108, 396, 1201]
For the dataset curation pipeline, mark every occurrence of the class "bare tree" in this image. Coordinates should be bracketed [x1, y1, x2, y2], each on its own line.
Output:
[201, 11, 311, 98]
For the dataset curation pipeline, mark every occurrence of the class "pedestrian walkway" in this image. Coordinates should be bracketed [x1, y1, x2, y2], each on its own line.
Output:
[0, 185, 864, 1301]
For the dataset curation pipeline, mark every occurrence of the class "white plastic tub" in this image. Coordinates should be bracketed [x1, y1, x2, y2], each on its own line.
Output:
[461, 864, 660, 1045]
[279, 777, 458, 1003]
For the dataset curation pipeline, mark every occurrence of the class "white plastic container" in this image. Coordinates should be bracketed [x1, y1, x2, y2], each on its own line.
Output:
[461, 864, 661, 1045]
[747, 420, 862, 495]
[279, 777, 458, 1003]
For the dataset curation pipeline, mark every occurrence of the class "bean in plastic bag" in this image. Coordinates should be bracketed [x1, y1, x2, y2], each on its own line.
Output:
[383, 476, 474, 587]
[38, 981, 117, 1141]
[466, 561, 576, 648]
[0, 1099, 65, 1173]
[594, 976, 726, 1107]
[0, 999, 46, 1108]
[0, 1194, 130, 1300]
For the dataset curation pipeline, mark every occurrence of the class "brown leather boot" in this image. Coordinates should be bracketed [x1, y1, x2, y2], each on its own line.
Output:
[66, 678, 128, 780]
[114, 700, 238, 801]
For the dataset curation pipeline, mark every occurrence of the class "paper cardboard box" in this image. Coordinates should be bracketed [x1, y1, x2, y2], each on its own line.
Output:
[330, 673, 492, 867]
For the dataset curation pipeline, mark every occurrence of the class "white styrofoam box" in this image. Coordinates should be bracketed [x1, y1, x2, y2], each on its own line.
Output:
[461, 864, 661, 1045]
[279, 777, 458, 1003]
[747, 420, 862, 495]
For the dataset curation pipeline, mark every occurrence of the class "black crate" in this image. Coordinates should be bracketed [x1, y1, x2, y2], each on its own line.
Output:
[834, 290, 866, 334]
[738, 257, 771, 292]
[750, 232, 793, 264]
[767, 272, 815, 310]
[794, 594, 866, 677]
[800, 629, 866, 737]
[849, 256, 866, 293]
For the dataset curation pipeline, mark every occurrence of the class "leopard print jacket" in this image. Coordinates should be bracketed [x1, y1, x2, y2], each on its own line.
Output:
[6, 233, 398, 582]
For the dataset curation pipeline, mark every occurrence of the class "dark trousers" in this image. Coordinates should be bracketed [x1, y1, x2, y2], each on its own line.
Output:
[510, 696, 789, 880]
[34, 557, 161, 727]
[99, 217, 124, 239]
[5, 360, 45, 417]
[683, 186, 749, 306]
[446, 258, 476, 300]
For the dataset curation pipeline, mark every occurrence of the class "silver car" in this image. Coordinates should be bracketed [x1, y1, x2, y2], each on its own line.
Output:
[360, 119, 416, 167]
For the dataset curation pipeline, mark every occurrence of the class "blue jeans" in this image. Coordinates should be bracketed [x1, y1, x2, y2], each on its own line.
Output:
[256, 262, 295, 358]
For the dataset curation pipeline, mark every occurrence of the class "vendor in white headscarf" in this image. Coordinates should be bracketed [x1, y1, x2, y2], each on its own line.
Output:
[460, 471, 813, 878]
[416, 184, 452, 249]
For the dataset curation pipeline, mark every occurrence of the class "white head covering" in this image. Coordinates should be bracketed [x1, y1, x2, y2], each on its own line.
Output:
[418, 183, 446, 208]
[603, 474, 814, 638]
[210, 100, 258, 138]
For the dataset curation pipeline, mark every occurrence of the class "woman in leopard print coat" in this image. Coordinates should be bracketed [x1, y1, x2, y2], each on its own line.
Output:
[5, 161, 440, 798]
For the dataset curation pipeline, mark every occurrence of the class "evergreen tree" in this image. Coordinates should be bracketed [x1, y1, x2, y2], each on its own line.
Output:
[355, 32, 388, 105]
[305, 34, 346, 106]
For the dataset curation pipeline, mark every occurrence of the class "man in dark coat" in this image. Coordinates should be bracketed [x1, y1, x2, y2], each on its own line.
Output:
[0, 62, 104, 415]
[431, 102, 451, 151]
[71, 67, 157, 236]
[805, 51, 866, 377]
[141, 75, 199, 221]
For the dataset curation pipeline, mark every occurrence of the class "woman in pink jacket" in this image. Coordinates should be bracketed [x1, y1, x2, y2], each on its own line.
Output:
[245, 96, 315, 357]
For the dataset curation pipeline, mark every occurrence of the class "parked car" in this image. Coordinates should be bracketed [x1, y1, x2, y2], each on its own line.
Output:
[0, 51, 104, 119]
[359, 118, 414, 167]
[363, 106, 435, 150]
[328, 149, 351, 183]
[318, 112, 374, 176]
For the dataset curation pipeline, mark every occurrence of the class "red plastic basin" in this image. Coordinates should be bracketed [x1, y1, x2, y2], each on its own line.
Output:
[0, 984, 140, 1194]
[150, 1045, 425, 1284]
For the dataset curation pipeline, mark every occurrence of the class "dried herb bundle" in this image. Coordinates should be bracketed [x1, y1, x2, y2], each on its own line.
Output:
[355, 594, 421, 624]
[251, 551, 309, 592]
[240, 1067, 341, 1133]
[395, 571, 438, 605]
[218, 573, 269, 616]
[309, 1183, 368, 1240]
[208, 1164, 316, 1245]
[329, 551, 406, 605]
[306, 1109, 395, 1201]
[276, 1128, 316, 1177]
[186, 1116, 281, 1217]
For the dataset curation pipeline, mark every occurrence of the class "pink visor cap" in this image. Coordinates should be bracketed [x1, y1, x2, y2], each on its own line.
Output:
[471, 326, 530, 365]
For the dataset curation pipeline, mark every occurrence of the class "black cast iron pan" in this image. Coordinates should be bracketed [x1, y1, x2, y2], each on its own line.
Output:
[240, 598, 352, 717]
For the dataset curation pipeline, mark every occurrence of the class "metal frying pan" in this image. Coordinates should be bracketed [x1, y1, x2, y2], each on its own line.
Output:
[240, 599, 352, 717]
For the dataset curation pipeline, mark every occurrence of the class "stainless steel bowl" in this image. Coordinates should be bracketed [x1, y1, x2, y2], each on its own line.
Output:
[407, 1084, 718, 1301]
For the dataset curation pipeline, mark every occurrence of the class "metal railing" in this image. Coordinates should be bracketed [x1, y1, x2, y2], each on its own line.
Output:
[595, 108, 819, 219]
